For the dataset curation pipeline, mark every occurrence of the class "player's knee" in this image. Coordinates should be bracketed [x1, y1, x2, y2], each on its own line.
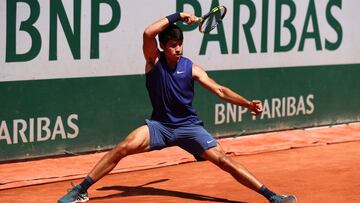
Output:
[217, 155, 232, 171]
[113, 141, 131, 159]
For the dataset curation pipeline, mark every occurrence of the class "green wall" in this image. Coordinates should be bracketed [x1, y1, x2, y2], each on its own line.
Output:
[1, 64, 360, 161]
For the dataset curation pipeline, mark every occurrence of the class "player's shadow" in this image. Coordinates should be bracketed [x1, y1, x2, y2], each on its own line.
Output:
[92, 178, 246, 203]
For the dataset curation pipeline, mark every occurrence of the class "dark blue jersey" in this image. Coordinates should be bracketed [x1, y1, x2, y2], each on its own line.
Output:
[146, 53, 201, 126]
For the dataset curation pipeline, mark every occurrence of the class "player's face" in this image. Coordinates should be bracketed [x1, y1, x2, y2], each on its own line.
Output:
[163, 39, 183, 64]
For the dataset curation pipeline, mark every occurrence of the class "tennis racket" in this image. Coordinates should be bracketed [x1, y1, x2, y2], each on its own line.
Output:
[195, 5, 227, 33]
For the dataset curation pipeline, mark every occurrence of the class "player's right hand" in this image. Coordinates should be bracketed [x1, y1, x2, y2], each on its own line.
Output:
[180, 12, 198, 25]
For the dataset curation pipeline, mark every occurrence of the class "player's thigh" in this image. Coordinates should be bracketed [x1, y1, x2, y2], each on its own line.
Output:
[116, 125, 151, 155]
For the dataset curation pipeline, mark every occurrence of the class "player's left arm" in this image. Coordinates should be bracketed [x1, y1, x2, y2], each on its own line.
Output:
[192, 64, 263, 115]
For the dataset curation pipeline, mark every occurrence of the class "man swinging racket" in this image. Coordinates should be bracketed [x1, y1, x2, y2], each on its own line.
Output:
[58, 10, 297, 203]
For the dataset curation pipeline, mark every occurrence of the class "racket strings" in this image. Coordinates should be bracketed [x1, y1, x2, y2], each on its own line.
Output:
[201, 7, 226, 33]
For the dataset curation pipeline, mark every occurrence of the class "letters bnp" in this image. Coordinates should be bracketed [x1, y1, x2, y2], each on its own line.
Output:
[5, 0, 121, 62]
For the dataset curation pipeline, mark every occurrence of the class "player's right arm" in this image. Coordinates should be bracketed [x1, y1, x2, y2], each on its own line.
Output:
[143, 18, 168, 73]
[142, 12, 196, 73]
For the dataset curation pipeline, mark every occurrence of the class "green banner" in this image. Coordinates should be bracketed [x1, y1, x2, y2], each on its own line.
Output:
[1, 64, 360, 161]
[196, 64, 360, 136]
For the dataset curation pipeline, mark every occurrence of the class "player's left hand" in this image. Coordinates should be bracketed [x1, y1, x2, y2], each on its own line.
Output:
[249, 100, 263, 116]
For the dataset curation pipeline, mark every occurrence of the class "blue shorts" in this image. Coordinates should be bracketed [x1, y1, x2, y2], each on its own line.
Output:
[145, 119, 217, 159]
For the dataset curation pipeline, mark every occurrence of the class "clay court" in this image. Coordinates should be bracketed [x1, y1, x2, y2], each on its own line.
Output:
[1, 123, 360, 203]
[1, 1, 360, 203]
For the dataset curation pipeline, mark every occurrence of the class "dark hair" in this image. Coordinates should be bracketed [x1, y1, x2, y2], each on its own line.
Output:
[158, 24, 183, 45]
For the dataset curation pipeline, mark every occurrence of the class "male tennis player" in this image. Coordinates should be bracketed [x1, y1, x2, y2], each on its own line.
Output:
[58, 12, 297, 203]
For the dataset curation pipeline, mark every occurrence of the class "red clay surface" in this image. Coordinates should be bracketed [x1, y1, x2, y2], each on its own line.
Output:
[1, 123, 360, 203]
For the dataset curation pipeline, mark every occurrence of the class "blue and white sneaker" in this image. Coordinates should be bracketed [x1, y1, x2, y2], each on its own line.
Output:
[58, 184, 89, 203]
[269, 194, 297, 203]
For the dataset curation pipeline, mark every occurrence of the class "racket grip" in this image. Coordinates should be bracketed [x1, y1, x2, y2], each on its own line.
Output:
[195, 17, 200, 23]
[184, 16, 200, 24]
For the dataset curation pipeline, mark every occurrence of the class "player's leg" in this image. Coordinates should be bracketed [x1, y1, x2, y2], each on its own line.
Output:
[174, 124, 263, 191]
[201, 144, 263, 191]
[175, 124, 295, 202]
[201, 144, 297, 203]
[58, 125, 151, 203]
[87, 125, 151, 182]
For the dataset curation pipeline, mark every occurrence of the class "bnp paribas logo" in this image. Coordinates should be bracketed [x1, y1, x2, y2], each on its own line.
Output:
[5, 0, 121, 63]
[177, 0, 343, 55]
[214, 94, 315, 125]
[0, 113, 79, 145]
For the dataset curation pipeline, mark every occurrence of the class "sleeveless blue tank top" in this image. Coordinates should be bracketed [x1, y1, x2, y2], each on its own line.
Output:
[146, 53, 201, 126]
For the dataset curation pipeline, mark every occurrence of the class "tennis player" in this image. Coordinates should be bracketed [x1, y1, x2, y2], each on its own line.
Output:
[58, 12, 297, 203]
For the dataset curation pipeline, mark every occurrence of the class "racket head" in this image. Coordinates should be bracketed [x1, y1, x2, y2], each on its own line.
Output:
[198, 5, 227, 33]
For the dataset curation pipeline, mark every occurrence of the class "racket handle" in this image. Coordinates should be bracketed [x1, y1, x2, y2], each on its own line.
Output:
[195, 17, 201, 23]
[184, 16, 201, 24]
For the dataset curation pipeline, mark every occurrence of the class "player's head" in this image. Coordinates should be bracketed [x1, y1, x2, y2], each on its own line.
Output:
[159, 24, 184, 62]
[158, 23, 183, 46]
